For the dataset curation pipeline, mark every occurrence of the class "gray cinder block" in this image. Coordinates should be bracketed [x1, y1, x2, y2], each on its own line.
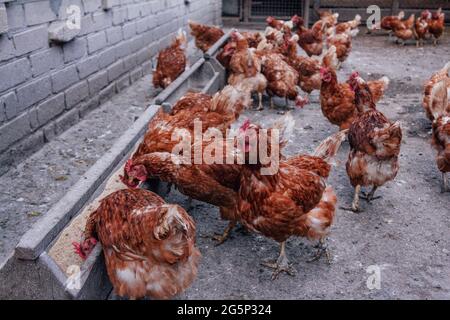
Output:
[30, 47, 64, 77]
[87, 70, 108, 95]
[65, 80, 89, 108]
[24, 1, 56, 26]
[87, 31, 107, 53]
[51, 65, 79, 93]
[0, 58, 32, 93]
[16, 76, 52, 110]
[13, 25, 48, 56]
[0, 3, 8, 34]
[36, 93, 65, 125]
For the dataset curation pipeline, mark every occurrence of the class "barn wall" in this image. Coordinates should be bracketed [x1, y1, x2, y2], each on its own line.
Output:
[0, 0, 222, 175]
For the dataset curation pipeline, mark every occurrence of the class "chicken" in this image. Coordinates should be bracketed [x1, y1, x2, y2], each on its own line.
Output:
[427, 8, 445, 46]
[414, 11, 431, 47]
[188, 20, 224, 52]
[152, 29, 187, 89]
[291, 15, 325, 57]
[319, 67, 389, 130]
[236, 119, 347, 279]
[424, 62, 450, 191]
[242, 31, 263, 48]
[432, 115, 450, 192]
[423, 62, 450, 121]
[343, 74, 402, 212]
[335, 14, 361, 34]
[285, 35, 338, 95]
[73, 188, 200, 299]
[377, 11, 405, 34]
[123, 83, 252, 173]
[347, 71, 390, 104]
[227, 31, 267, 110]
[259, 51, 308, 112]
[216, 41, 237, 70]
[317, 10, 339, 30]
[123, 150, 242, 245]
[325, 27, 354, 68]
[266, 16, 285, 30]
[390, 14, 415, 44]
[216, 32, 263, 70]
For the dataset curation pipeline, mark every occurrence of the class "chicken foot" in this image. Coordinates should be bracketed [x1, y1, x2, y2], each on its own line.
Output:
[255, 92, 264, 111]
[360, 186, 381, 203]
[307, 238, 332, 264]
[261, 241, 296, 280]
[212, 220, 236, 246]
[340, 184, 362, 212]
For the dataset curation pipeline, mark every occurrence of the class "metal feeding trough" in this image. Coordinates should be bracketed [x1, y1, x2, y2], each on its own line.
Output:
[0, 31, 231, 300]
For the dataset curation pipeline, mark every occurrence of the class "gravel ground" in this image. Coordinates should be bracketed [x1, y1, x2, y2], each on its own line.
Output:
[2, 31, 450, 299]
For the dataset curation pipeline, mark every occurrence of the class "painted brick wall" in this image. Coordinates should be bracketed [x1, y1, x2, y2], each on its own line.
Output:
[0, 0, 222, 175]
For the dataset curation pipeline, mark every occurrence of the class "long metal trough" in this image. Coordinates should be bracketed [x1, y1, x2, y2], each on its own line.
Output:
[0, 30, 231, 300]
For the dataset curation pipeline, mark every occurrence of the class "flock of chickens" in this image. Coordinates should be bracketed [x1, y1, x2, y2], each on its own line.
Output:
[70, 10, 449, 300]
[372, 8, 445, 46]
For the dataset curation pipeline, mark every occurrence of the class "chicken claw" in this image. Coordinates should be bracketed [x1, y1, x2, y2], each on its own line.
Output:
[340, 185, 362, 212]
[261, 242, 296, 280]
[360, 186, 381, 203]
[212, 221, 236, 246]
[307, 238, 332, 264]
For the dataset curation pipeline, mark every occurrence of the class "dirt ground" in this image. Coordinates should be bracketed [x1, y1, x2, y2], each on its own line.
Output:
[2, 30, 450, 299]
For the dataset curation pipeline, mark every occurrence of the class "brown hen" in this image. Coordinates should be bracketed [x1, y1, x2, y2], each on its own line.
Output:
[75, 188, 200, 299]
[344, 75, 402, 212]
[188, 20, 224, 52]
[152, 30, 187, 89]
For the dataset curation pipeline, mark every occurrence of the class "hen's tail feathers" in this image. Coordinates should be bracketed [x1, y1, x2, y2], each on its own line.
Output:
[313, 129, 349, 163]
[379, 76, 390, 89]
[272, 112, 295, 148]
[322, 45, 338, 69]
[304, 186, 337, 240]
[424, 79, 449, 120]
[154, 204, 196, 264]
[210, 84, 252, 118]
[176, 28, 188, 49]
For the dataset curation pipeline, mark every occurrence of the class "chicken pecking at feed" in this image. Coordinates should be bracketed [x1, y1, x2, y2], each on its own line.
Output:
[122, 83, 252, 179]
[73, 188, 200, 299]
[152, 29, 188, 89]
[343, 74, 402, 212]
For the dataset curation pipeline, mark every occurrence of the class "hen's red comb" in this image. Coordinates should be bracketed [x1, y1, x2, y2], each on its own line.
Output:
[240, 119, 251, 132]
[72, 242, 86, 260]
[350, 71, 359, 79]
[124, 159, 133, 173]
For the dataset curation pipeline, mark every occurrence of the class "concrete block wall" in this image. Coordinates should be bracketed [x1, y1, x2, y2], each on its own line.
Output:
[0, 0, 222, 175]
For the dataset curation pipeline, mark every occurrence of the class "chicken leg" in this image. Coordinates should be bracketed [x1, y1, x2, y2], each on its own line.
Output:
[360, 186, 381, 202]
[269, 97, 274, 109]
[340, 184, 361, 212]
[307, 238, 332, 264]
[255, 92, 264, 111]
[212, 220, 236, 246]
[261, 241, 296, 280]
[442, 172, 449, 193]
